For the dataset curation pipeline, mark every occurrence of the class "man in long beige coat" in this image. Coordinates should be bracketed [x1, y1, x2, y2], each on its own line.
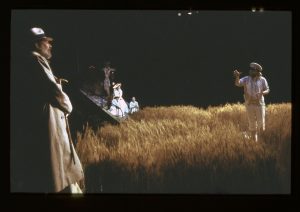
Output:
[11, 27, 84, 193]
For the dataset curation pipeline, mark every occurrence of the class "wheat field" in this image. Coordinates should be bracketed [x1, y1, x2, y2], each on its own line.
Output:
[76, 103, 291, 193]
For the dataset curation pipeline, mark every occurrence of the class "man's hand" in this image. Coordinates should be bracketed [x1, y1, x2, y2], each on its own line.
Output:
[256, 91, 263, 99]
[57, 78, 69, 85]
[233, 70, 241, 77]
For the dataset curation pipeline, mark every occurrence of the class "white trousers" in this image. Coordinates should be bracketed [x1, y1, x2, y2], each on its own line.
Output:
[245, 104, 265, 132]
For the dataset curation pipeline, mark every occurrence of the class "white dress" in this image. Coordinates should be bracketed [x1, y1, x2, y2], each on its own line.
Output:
[109, 87, 129, 117]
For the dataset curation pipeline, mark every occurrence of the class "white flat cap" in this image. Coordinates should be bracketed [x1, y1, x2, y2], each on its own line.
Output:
[30, 27, 53, 41]
[113, 83, 121, 89]
[250, 62, 263, 72]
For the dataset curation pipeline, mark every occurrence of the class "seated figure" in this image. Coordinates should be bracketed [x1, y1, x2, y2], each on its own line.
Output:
[129, 97, 139, 114]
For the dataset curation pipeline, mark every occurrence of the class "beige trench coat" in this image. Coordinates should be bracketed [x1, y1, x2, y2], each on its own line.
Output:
[12, 51, 84, 193]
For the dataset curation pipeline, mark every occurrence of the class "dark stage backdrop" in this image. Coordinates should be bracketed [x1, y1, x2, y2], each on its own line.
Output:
[11, 10, 291, 107]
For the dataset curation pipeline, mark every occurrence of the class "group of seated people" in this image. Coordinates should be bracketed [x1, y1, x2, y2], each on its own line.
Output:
[108, 82, 139, 117]
[81, 64, 139, 118]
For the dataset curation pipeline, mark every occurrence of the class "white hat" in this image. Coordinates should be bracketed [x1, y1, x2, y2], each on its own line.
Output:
[113, 83, 121, 89]
[250, 62, 263, 72]
[30, 27, 53, 41]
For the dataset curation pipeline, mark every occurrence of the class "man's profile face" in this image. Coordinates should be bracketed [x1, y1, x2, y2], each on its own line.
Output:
[36, 39, 52, 59]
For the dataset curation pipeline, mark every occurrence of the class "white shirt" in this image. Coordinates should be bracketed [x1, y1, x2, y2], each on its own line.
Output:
[239, 76, 269, 105]
[113, 88, 123, 98]
[129, 100, 139, 109]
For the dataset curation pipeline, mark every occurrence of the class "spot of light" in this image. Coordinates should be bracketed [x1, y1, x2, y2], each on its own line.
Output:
[187, 11, 192, 15]
[178, 12, 181, 16]
[251, 7, 256, 12]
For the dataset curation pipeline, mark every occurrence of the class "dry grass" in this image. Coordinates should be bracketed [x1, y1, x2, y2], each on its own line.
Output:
[76, 103, 291, 193]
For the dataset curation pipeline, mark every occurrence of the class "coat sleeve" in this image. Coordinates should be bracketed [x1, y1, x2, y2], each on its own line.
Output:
[32, 55, 73, 114]
[51, 83, 73, 114]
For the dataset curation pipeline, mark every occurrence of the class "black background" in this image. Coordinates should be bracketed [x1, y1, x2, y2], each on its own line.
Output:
[11, 10, 291, 107]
